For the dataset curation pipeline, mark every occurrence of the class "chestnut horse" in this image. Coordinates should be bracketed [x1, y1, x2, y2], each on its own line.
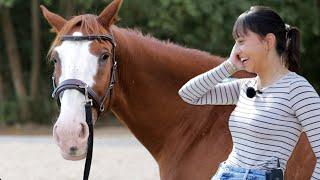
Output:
[41, 0, 315, 179]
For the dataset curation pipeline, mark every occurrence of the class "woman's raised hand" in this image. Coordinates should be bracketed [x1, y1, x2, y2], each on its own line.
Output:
[227, 44, 244, 71]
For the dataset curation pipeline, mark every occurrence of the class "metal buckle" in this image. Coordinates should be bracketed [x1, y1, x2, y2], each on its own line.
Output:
[52, 76, 56, 89]
[113, 61, 117, 69]
[51, 91, 56, 98]
[51, 76, 57, 98]
[80, 84, 93, 106]
[99, 104, 105, 112]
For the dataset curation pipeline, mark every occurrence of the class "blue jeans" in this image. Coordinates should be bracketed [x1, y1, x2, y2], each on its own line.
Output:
[212, 162, 267, 180]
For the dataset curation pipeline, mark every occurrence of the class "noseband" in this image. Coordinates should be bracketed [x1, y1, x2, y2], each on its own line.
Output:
[51, 34, 117, 180]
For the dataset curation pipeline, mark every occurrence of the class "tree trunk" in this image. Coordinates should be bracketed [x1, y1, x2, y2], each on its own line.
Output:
[315, 0, 320, 36]
[1, 7, 30, 122]
[30, 0, 41, 100]
[0, 52, 4, 102]
[59, 0, 76, 18]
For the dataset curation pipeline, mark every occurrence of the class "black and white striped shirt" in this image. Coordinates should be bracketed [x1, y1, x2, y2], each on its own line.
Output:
[178, 61, 320, 179]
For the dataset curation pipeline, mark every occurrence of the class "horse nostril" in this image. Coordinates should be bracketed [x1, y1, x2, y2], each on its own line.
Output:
[70, 146, 78, 155]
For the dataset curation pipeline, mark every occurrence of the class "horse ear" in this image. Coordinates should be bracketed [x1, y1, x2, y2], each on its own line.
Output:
[98, 0, 123, 28]
[40, 5, 66, 33]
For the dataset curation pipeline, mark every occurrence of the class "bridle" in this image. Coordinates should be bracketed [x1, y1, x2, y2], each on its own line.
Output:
[52, 34, 117, 112]
[51, 34, 117, 180]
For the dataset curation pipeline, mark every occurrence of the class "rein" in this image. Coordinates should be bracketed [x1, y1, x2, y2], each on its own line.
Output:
[51, 34, 117, 180]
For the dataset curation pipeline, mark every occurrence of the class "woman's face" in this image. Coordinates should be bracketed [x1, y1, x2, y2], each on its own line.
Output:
[234, 30, 268, 73]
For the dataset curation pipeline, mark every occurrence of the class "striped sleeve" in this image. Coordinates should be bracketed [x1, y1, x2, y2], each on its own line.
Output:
[178, 61, 244, 105]
[290, 78, 320, 180]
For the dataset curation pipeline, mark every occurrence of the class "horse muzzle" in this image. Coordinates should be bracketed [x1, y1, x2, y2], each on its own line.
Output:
[53, 121, 89, 161]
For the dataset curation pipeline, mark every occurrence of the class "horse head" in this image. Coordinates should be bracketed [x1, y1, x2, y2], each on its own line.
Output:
[40, 0, 123, 161]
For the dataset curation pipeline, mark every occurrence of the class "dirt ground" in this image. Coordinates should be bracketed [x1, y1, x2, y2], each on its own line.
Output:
[0, 126, 159, 180]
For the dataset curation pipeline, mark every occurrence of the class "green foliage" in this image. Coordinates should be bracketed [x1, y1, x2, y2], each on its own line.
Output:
[42, 0, 52, 6]
[0, 99, 19, 125]
[142, 0, 252, 54]
[0, 0, 15, 7]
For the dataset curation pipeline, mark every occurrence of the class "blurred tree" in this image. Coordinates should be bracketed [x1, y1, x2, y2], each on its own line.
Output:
[30, 0, 41, 100]
[0, 5, 30, 122]
[0, 51, 4, 102]
[59, 0, 76, 18]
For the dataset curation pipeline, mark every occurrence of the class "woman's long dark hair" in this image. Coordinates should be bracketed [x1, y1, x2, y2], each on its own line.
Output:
[232, 6, 300, 73]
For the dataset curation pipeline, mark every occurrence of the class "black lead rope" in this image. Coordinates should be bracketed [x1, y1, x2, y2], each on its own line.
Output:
[84, 102, 94, 180]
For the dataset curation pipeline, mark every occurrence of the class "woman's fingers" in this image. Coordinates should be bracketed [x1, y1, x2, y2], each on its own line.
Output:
[229, 45, 244, 70]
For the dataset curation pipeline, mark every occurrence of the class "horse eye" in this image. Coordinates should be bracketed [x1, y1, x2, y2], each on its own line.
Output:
[99, 53, 110, 62]
[52, 58, 57, 64]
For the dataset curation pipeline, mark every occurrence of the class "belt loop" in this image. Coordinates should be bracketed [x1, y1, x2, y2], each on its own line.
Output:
[243, 169, 249, 180]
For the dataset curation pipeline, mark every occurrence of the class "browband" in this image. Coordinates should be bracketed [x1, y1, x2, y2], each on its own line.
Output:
[61, 35, 115, 46]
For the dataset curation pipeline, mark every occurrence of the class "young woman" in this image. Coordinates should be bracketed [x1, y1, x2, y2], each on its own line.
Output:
[179, 6, 320, 180]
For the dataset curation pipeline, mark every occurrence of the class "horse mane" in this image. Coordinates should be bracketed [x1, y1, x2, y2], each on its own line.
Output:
[122, 28, 189, 49]
[116, 27, 217, 62]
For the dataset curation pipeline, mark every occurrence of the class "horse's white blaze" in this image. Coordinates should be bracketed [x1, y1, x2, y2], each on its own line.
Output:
[54, 32, 98, 130]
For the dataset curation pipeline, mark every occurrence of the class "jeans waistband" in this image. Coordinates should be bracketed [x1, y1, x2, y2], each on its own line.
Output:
[220, 163, 267, 176]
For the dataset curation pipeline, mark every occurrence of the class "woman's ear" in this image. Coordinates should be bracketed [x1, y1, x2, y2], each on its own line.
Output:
[264, 33, 277, 51]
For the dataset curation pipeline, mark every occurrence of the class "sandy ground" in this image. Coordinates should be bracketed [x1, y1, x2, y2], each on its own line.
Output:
[0, 127, 160, 180]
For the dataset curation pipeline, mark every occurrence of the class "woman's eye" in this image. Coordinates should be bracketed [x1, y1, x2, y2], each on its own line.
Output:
[99, 53, 110, 62]
[52, 58, 57, 64]
[237, 39, 245, 44]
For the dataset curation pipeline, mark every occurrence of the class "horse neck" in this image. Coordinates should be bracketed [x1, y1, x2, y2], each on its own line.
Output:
[111, 26, 224, 160]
